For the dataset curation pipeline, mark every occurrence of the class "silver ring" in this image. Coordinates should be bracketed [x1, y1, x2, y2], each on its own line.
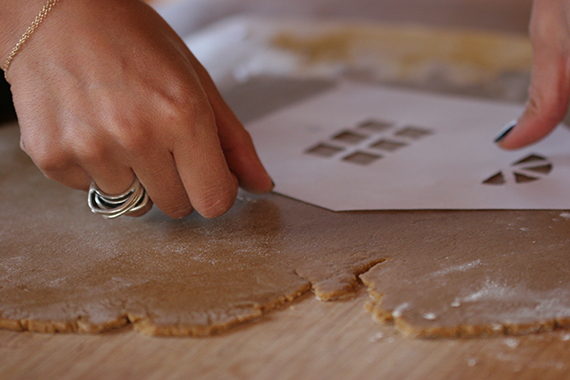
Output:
[88, 178, 149, 219]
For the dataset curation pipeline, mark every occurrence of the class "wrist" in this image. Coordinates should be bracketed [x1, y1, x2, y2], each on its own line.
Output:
[0, 0, 57, 61]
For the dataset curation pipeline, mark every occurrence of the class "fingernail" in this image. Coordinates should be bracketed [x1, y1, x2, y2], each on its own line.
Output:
[494, 120, 517, 143]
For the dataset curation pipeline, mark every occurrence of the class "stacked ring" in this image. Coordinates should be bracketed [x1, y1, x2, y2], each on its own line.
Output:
[88, 178, 149, 219]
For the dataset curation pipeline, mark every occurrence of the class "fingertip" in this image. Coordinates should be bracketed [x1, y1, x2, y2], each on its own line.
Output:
[242, 176, 274, 194]
[495, 103, 564, 150]
[187, 170, 238, 219]
[494, 119, 519, 150]
[494, 120, 516, 143]
[497, 121, 558, 150]
[222, 134, 275, 194]
[235, 163, 274, 193]
[162, 202, 194, 219]
[195, 189, 237, 219]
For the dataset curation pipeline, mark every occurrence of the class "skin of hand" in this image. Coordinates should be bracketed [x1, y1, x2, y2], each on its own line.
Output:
[497, 0, 570, 149]
[2, 0, 273, 218]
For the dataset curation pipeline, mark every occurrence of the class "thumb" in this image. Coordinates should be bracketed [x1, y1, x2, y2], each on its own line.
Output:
[497, 56, 570, 150]
[497, 1, 570, 150]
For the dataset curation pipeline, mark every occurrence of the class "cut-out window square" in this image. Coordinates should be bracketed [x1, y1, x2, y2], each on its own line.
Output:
[370, 139, 408, 152]
[332, 130, 368, 144]
[395, 126, 432, 139]
[306, 143, 344, 157]
[342, 152, 382, 165]
[357, 119, 393, 133]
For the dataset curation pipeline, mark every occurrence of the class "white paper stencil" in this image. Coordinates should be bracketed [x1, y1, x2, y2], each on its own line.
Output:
[246, 82, 570, 210]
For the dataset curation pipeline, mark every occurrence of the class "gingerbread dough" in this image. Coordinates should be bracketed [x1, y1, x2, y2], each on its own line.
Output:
[2, 118, 570, 338]
[0, 123, 383, 335]
[2, 21, 570, 337]
[360, 211, 570, 338]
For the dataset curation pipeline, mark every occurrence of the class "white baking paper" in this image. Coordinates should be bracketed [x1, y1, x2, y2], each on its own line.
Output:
[247, 82, 570, 210]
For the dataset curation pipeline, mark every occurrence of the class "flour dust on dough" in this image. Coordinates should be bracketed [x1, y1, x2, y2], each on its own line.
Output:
[2, 124, 570, 338]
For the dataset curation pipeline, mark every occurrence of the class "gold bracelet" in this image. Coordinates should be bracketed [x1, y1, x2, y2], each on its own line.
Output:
[2, 0, 60, 77]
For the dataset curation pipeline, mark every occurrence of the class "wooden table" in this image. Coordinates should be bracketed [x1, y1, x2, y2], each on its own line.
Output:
[2, 289, 570, 380]
[5, 1, 570, 379]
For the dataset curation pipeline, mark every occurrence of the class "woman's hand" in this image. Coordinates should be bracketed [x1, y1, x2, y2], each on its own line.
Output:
[4, 0, 273, 218]
[497, 0, 570, 149]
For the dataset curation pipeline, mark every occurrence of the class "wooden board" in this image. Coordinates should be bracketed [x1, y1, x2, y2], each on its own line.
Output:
[6, 1, 568, 379]
[2, 291, 570, 380]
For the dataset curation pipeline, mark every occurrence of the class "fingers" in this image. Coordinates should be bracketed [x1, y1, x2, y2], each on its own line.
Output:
[128, 147, 194, 219]
[497, 51, 570, 150]
[171, 104, 239, 219]
[10, 0, 270, 220]
[497, 0, 570, 150]
[82, 161, 157, 218]
[73, 130, 198, 219]
[75, 149, 137, 196]
[124, 198, 153, 218]
[19, 95, 236, 219]
[189, 55, 274, 194]
[22, 132, 156, 217]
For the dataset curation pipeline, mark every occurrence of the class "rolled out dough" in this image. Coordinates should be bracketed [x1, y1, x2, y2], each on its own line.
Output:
[2, 123, 570, 337]
[0, 124, 381, 335]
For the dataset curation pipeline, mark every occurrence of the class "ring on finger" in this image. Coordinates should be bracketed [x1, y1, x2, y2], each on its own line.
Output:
[88, 178, 149, 219]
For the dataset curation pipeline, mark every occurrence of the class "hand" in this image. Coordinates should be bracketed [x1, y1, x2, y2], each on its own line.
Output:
[4, 0, 273, 218]
[496, 0, 570, 149]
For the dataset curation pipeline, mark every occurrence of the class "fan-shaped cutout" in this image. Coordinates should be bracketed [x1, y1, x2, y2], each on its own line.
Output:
[483, 153, 553, 185]
[522, 164, 553, 174]
[482, 172, 505, 185]
[512, 154, 547, 166]
[514, 172, 539, 183]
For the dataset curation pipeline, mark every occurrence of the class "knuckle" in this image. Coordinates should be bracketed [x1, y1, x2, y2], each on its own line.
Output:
[61, 127, 111, 165]
[157, 89, 215, 132]
[73, 139, 109, 166]
[233, 127, 254, 146]
[526, 93, 566, 125]
[157, 87, 193, 118]
[222, 127, 255, 155]
[23, 141, 72, 173]
[98, 108, 155, 154]
[116, 126, 153, 153]
[34, 151, 73, 174]
[163, 80, 200, 110]
[527, 75, 570, 124]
